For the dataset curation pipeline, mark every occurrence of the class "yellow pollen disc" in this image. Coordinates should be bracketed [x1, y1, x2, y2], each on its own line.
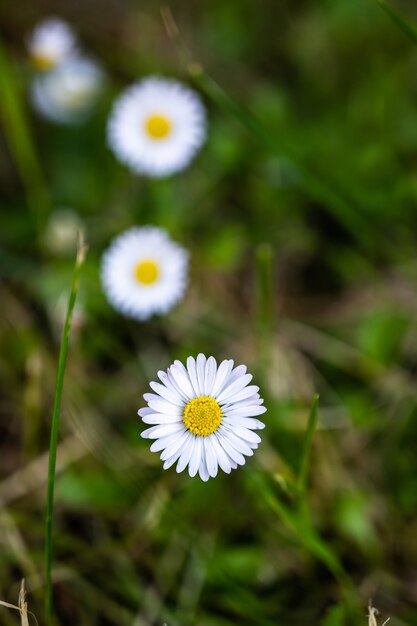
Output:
[134, 259, 159, 285]
[31, 53, 57, 71]
[145, 114, 172, 140]
[183, 396, 222, 437]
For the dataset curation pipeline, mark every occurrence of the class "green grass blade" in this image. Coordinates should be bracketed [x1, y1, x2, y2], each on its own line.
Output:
[297, 394, 320, 500]
[252, 472, 358, 615]
[264, 483, 346, 582]
[45, 235, 87, 626]
[0, 41, 50, 236]
[378, 0, 417, 45]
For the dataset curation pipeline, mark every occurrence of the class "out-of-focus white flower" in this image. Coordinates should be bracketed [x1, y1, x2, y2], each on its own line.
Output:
[31, 55, 104, 124]
[107, 77, 206, 178]
[139, 354, 266, 481]
[101, 226, 189, 321]
[27, 17, 76, 71]
[43, 208, 83, 255]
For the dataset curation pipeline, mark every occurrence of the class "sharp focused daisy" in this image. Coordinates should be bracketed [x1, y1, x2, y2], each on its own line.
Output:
[101, 226, 189, 321]
[28, 17, 76, 71]
[139, 354, 266, 481]
[107, 77, 207, 177]
[31, 55, 104, 124]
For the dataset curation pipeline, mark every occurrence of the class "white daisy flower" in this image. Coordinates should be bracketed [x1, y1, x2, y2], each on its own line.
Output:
[31, 55, 104, 124]
[107, 77, 206, 178]
[101, 226, 189, 321]
[139, 354, 266, 481]
[28, 17, 76, 71]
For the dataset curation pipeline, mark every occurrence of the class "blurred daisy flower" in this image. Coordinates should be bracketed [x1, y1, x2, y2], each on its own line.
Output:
[43, 208, 83, 255]
[140, 354, 266, 481]
[107, 77, 206, 177]
[101, 226, 189, 321]
[31, 55, 105, 124]
[27, 17, 76, 71]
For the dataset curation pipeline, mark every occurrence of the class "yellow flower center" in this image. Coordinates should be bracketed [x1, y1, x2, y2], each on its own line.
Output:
[145, 114, 172, 140]
[31, 52, 57, 71]
[183, 396, 222, 437]
[134, 259, 159, 285]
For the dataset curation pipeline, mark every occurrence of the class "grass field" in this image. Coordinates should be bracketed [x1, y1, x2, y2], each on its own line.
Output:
[1, 1, 417, 624]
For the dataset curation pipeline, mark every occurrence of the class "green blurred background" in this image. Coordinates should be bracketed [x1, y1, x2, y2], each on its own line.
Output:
[2, 0, 417, 624]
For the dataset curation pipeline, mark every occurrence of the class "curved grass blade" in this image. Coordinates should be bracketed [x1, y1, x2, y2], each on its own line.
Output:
[378, 0, 417, 45]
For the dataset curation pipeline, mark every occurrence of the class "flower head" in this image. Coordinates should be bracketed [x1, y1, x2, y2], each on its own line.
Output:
[31, 55, 104, 124]
[28, 17, 76, 71]
[43, 208, 83, 255]
[107, 77, 206, 178]
[140, 355, 266, 481]
[101, 226, 189, 321]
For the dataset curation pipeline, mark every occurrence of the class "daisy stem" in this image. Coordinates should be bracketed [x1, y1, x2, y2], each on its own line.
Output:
[0, 41, 50, 240]
[45, 234, 87, 626]
[297, 394, 319, 516]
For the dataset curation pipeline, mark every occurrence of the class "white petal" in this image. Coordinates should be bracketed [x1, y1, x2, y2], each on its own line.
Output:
[208, 434, 231, 474]
[160, 430, 190, 461]
[157, 370, 189, 402]
[223, 405, 267, 418]
[138, 407, 154, 417]
[222, 385, 259, 404]
[176, 435, 196, 473]
[227, 426, 261, 444]
[150, 429, 185, 452]
[141, 413, 182, 425]
[221, 429, 254, 456]
[141, 423, 183, 440]
[196, 353, 207, 392]
[221, 364, 247, 388]
[216, 433, 246, 466]
[222, 396, 263, 411]
[204, 437, 218, 478]
[144, 394, 182, 416]
[211, 359, 234, 397]
[186, 356, 201, 396]
[170, 362, 196, 399]
[198, 446, 210, 482]
[203, 356, 217, 396]
[188, 437, 202, 477]
[216, 373, 253, 404]
[223, 416, 265, 430]
[149, 381, 184, 406]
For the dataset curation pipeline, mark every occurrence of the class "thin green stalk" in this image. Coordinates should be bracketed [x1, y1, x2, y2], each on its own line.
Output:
[297, 394, 320, 505]
[378, 0, 417, 45]
[0, 41, 50, 237]
[45, 235, 87, 626]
